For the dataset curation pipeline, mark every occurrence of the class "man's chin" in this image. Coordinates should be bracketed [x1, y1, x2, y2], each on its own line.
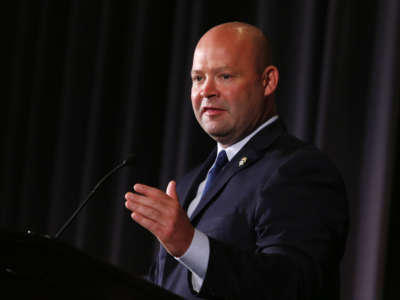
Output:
[207, 130, 235, 146]
[204, 127, 229, 139]
[200, 122, 235, 142]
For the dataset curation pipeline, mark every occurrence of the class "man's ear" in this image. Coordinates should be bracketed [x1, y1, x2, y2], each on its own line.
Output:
[262, 65, 279, 97]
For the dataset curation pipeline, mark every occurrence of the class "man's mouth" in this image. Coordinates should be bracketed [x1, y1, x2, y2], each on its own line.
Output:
[202, 107, 226, 116]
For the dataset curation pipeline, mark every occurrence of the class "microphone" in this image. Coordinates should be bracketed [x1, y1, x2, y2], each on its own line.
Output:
[54, 154, 136, 239]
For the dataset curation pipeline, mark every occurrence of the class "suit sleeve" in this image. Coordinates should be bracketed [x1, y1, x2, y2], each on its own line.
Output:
[195, 149, 349, 300]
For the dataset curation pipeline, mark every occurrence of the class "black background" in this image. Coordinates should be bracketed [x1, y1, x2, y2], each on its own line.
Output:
[1, 1, 399, 299]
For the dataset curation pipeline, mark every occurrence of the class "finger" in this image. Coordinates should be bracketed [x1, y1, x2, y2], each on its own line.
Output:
[127, 202, 161, 223]
[125, 192, 167, 211]
[131, 211, 159, 235]
[125, 198, 140, 212]
[131, 211, 172, 239]
[133, 183, 168, 199]
[125, 195, 169, 227]
[166, 180, 178, 201]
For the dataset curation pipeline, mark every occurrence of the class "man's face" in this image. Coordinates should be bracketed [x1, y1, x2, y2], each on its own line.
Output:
[191, 31, 268, 147]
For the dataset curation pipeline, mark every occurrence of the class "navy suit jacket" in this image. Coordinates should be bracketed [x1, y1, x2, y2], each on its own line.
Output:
[149, 120, 348, 300]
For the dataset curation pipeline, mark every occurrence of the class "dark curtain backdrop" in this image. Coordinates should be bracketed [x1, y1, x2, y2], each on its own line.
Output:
[1, 1, 399, 299]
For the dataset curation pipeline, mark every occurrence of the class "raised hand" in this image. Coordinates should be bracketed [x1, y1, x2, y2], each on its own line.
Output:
[125, 181, 194, 257]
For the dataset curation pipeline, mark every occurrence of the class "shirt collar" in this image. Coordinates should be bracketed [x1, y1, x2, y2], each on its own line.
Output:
[217, 115, 279, 161]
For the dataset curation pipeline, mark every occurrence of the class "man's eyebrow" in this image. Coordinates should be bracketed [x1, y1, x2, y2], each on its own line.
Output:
[191, 67, 233, 74]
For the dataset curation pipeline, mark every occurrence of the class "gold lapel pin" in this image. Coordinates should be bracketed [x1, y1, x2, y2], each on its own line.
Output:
[239, 157, 247, 167]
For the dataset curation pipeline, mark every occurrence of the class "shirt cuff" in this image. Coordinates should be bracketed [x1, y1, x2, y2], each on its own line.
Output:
[175, 229, 210, 291]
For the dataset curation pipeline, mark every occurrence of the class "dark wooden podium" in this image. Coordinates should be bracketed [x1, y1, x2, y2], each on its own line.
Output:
[0, 229, 183, 299]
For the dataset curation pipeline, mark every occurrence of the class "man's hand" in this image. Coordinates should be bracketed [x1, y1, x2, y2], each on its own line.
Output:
[125, 181, 194, 257]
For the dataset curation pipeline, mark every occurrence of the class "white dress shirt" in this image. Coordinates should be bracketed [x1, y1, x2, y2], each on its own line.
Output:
[175, 115, 279, 291]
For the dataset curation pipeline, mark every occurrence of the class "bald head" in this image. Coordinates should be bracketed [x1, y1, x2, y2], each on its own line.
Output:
[190, 22, 279, 146]
[196, 22, 272, 74]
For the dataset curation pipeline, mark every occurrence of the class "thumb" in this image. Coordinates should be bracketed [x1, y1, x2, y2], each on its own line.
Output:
[166, 180, 178, 200]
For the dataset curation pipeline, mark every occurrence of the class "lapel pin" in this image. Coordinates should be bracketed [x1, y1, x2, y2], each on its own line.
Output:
[239, 157, 247, 167]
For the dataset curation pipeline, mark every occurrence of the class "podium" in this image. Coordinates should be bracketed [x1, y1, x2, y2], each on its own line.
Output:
[0, 229, 183, 299]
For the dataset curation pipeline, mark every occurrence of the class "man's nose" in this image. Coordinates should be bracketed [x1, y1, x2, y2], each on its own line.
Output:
[200, 78, 219, 98]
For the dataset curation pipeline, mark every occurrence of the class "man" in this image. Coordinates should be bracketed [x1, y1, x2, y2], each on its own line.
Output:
[125, 22, 348, 300]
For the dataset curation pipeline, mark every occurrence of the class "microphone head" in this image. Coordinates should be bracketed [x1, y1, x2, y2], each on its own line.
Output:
[123, 154, 136, 165]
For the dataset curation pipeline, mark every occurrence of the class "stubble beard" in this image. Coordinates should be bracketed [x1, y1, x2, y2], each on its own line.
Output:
[200, 117, 240, 146]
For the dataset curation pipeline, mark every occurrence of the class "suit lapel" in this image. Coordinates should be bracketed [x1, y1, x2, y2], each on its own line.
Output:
[189, 119, 285, 222]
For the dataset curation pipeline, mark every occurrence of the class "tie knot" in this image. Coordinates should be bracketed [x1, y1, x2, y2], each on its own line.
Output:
[214, 150, 228, 171]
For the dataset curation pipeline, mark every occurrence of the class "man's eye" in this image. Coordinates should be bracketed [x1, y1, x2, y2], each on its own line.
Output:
[221, 74, 232, 79]
[192, 76, 203, 82]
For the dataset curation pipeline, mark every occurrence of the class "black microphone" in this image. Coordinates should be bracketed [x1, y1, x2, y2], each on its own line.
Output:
[54, 154, 136, 239]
